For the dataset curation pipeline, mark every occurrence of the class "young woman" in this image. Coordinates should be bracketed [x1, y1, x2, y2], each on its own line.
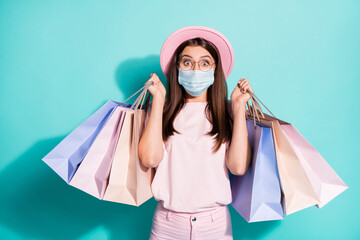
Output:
[138, 26, 254, 240]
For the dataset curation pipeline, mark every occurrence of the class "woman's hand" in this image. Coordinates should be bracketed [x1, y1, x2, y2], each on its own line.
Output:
[230, 78, 254, 115]
[146, 73, 166, 102]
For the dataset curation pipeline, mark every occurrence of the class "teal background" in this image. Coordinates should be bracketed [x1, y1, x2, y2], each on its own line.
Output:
[0, 0, 359, 239]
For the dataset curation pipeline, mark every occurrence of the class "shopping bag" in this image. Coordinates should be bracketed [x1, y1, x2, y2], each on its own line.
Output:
[131, 104, 155, 205]
[230, 113, 284, 222]
[68, 106, 125, 199]
[244, 93, 319, 215]
[248, 91, 348, 214]
[279, 120, 348, 208]
[69, 81, 154, 200]
[42, 100, 120, 183]
[103, 90, 155, 206]
[102, 109, 134, 203]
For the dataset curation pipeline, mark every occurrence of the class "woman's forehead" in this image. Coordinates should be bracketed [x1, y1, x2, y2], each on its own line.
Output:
[180, 46, 214, 61]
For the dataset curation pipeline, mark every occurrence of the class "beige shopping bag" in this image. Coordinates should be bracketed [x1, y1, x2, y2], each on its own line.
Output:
[280, 123, 348, 208]
[103, 83, 155, 206]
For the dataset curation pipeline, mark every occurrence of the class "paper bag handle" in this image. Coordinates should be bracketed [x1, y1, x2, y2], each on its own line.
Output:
[122, 80, 154, 110]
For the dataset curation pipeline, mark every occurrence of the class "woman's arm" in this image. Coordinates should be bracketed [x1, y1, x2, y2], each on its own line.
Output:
[226, 101, 252, 175]
[226, 78, 253, 175]
[138, 97, 165, 168]
[138, 73, 166, 168]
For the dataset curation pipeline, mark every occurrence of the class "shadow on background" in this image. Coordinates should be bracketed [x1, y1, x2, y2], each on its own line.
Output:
[229, 207, 281, 239]
[0, 137, 157, 240]
[0, 137, 282, 240]
[0, 56, 280, 239]
[115, 54, 167, 105]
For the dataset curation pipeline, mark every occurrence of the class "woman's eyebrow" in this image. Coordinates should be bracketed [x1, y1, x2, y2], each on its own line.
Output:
[180, 54, 211, 59]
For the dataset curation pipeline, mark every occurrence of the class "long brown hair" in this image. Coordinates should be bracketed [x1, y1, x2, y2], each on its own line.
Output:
[146, 37, 233, 153]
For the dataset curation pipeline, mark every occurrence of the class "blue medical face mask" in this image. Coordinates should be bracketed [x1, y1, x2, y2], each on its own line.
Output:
[178, 68, 215, 97]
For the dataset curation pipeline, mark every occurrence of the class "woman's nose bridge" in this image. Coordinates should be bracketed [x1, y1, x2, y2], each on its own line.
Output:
[193, 61, 201, 70]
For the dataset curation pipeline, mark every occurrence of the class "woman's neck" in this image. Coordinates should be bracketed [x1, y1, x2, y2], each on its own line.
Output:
[184, 90, 208, 102]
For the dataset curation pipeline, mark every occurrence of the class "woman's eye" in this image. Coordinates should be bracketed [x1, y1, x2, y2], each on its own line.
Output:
[201, 61, 209, 66]
[184, 60, 192, 65]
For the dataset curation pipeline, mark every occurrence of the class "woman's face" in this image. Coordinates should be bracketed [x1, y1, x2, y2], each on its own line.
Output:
[178, 46, 215, 71]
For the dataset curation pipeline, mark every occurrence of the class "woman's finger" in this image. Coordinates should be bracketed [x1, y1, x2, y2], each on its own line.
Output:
[151, 74, 157, 80]
[240, 79, 249, 88]
[242, 81, 249, 87]
[148, 74, 154, 82]
[244, 86, 251, 93]
[240, 83, 249, 92]
[235, 83, 243, 92]
[149, 73, 159, 85]
[154, 75, 161, 85]
[237, 81, 244, 90]
[239, 81, 247, 89]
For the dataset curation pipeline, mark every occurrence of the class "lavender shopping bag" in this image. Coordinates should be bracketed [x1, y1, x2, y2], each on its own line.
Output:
[230, 118, 284, 222]
[69, 106, 126, 199]
[42, 100, 120, 183]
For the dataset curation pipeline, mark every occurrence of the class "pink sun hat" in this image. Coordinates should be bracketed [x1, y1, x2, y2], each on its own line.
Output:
[160, 26, 235, 79]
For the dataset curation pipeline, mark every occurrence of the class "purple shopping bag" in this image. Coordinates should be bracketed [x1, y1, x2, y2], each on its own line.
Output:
[230, 118, 284, 223]
[42, 100, 124, 183]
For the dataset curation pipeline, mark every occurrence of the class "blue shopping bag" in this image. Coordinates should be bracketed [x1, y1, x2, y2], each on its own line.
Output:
[230, 118, 284, 222]
[42, 81, 153, 183]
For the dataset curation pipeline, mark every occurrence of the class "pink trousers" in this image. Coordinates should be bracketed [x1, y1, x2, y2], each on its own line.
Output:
[149, 201, 233, 240]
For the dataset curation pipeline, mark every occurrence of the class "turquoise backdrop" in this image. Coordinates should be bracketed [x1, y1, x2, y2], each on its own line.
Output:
[0, 0, 358, 239]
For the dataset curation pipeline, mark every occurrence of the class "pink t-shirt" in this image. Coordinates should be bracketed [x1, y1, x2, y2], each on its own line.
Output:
[145, 100, 232, 213]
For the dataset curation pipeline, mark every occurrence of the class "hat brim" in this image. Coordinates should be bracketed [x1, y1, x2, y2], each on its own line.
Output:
[160, 26, 234, 79]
